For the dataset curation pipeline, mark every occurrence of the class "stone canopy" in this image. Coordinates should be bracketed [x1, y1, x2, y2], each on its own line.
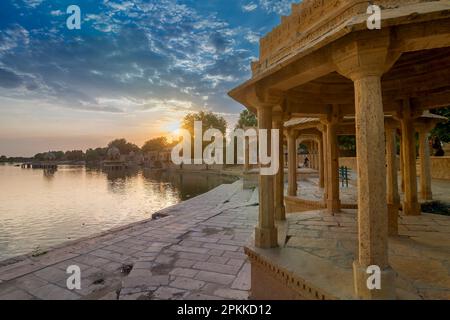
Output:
[229, 0, 450, 300]
[229, 0, 450, 118]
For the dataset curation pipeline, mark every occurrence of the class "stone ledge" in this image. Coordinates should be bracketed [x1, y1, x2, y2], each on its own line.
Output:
[285, 196, 357, 213]
[244, 245, 354, 300]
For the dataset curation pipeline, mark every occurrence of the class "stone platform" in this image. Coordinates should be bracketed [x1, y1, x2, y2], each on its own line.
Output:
[246, 209, 450, 300]
[0, 181, 258, 300]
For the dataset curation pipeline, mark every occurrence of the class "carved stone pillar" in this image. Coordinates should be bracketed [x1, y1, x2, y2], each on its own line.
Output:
[287, 130, 298, 197]
[255, 105, 278, 248]
[321, 125, 328, 203]
[400, 100, 421, 216]
[325, 110, 341, 214]
[319, 137, 325, 189]
[273, 117, 286, 221]
[333, 34, 397, 299]
[244, 136, 250, 173]
[418, 129, 432, 201]
[385, 123, 400, 236]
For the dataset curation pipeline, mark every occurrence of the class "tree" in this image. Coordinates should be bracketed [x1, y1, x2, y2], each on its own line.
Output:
[107, 139, 140, 155]
[338, 136, 356, 155]
[181, 111, 227, 136]
[65, 150, 85, 161]
[86, 147, 108, 162]
[142, 137, 169, 153]
[0, 155, 6, 162]
[431, 107, 450, 143]
[235, 109, 257, 129]
[180, 111, 227, 159]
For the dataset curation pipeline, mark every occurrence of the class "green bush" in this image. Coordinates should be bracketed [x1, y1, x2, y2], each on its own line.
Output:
[421, 201, 450, 216]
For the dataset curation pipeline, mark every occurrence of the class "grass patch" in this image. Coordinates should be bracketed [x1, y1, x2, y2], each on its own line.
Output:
[421, 201, 450, 216]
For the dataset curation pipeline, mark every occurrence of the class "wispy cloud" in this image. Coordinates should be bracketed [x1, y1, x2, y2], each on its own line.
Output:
[242, 3, 258, 12]
[0, 0, 289, 155]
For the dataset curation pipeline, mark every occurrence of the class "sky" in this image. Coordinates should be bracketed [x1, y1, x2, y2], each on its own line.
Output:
[0, 0, 297, 157]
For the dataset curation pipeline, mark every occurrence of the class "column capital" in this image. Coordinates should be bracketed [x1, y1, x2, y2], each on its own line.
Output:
[286, 128, 297, 139]
[321, 105, 341, 125]
[271, 112, 284, 123]
[395, 99, 423, 121]
[415, 117, 444, 133]
[332, 32, 400, 81]
[247, 85, 285, 110]
[317, 122, 327, 132]
[384, 117, 399, 130]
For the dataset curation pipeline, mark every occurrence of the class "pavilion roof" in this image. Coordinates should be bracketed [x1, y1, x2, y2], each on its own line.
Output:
[419, 111, 448, 121]
[284, 118, 319, 128]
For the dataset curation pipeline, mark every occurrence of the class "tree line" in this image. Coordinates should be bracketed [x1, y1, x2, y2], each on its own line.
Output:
[1, 111, 257, 163]
[1, 108, 447, 163]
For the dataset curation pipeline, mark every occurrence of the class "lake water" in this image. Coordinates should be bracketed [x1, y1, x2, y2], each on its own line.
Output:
[0, 164, 238, 261]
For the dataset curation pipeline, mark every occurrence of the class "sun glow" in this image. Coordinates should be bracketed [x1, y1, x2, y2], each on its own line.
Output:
[165, 121, 182, 142]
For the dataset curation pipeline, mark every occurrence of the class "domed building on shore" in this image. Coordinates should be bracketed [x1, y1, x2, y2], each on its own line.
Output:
[102, 147, 127, 171]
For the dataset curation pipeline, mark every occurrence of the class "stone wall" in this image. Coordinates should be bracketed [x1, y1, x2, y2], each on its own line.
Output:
[340, 156, 450, 180]
[167, 164, 225, 171]
[430, 157, 450, 180]
[285, 196, 325, 214]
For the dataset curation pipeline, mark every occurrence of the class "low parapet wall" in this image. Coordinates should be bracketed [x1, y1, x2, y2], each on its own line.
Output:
[285, 196, 357, 213]
[285, 196, 325, 213]
[339, 157, 357, 172]
[431, 157, 450, 180]
[339, 157, 450, 180]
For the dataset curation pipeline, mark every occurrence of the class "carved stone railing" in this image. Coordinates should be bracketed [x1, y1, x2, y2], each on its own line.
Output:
[252, 0, 436, 77]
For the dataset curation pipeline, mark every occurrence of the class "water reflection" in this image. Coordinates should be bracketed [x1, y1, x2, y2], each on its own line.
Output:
[43, 169, 57, 180]
[0, 164, 237, 261]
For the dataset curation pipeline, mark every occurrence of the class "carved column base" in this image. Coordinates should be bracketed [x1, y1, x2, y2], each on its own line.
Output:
[403, 201, 421, 216]
[326, 199, 341, 214]
[353, 261, 396, 300]
[255, 227, 278, 248]
[421, 192, 433, 201]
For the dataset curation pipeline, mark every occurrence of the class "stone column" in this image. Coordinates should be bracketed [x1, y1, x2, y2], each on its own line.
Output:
[385, 126, 399, 236]
[244, 136, 250, 173]
[315, 142, 319, 170]
[418, 129, 432, 200]
[399, 137, 405, 193]
[352, 74, 394, 299]
[400, 100, 421, 216]
[255, 105, 278, 248]
[333, 38, 397, 299]
[273, 118, 286, 221]
[319, 137, 325, 189]
[288, 130, 298, 197]
[312, 142, 317, 170]
[326, 112, 341, 214]
[321, 125, 328, 202]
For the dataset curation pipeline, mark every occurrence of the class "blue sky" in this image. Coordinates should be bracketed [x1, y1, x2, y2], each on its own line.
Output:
[0, 0, 296, 156]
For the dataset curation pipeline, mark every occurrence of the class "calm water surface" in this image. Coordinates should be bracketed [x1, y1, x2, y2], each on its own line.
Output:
[0, 164, 237, 261]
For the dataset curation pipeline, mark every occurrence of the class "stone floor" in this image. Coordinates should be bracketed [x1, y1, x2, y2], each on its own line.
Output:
[0, 181, 258, 300]
[293, 177, 357, 204]
[284, 209, 450, 299]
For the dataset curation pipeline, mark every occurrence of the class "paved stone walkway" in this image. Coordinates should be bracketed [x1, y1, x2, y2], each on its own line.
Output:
[295, 173, 450, 205]
[285, 209, 450, 299]
[0, 181, 258, 300]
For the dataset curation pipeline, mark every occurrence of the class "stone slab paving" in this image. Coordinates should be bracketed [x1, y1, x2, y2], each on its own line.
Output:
[285, 209, 450, 299]
[0, 181, 258, 300]
[293, 174, 450, 205]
